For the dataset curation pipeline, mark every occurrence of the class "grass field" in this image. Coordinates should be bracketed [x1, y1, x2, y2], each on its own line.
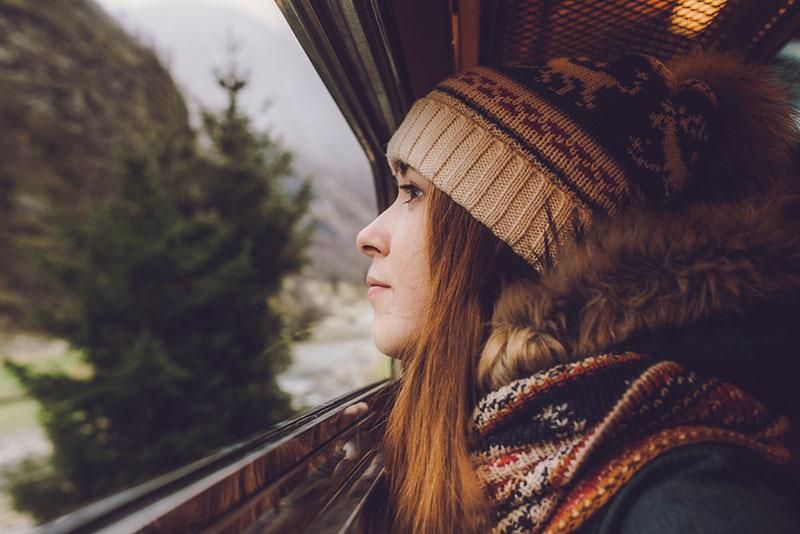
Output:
[0, 332, 87, 432]
[0, 400, 40, 432]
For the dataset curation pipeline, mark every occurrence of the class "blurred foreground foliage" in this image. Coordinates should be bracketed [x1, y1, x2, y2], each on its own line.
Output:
[3, 69, 313, 522]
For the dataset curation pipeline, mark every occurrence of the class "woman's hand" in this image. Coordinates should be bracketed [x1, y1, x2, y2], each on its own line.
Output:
[335, 401, 369, 434]
[332, 401, 369, 477]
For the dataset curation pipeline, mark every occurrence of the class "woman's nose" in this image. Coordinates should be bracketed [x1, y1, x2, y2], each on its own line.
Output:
[356, 214, 389, 257]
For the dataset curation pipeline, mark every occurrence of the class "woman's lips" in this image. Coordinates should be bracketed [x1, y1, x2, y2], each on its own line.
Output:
[367, 285, 390, 299]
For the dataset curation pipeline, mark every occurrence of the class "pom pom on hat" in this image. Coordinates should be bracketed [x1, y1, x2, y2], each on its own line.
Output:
[668, 49, 799, 200]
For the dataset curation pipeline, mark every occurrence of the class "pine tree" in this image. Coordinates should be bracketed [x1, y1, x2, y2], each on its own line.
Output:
[4, 68, 313, 520]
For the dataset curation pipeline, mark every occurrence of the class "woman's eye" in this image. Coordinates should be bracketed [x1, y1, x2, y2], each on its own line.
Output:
[398, 184, 422, 204]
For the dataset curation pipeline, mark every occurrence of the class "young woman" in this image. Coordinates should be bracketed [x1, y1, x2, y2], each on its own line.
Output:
[356, 50, 800, 533]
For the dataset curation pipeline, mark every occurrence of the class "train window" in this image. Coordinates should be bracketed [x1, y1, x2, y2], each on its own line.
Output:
[0, 0, 388, 529]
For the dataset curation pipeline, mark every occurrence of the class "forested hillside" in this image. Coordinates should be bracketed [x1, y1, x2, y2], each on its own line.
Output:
[0, 0, 191, 327]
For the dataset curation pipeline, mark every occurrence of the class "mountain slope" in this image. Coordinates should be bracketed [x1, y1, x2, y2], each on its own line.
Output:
[0, 0, 191, 324]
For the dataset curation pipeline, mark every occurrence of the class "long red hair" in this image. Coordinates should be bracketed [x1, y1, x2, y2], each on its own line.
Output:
[363, 179, 539, 532]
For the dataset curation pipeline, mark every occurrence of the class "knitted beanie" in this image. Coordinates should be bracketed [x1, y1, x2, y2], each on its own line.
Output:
[386, 52, 796, 271]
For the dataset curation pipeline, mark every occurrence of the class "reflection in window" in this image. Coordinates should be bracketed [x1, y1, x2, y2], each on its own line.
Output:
[0, 0, 387, 528]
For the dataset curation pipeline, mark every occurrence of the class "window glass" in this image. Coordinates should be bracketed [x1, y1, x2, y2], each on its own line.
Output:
[777, 38, 800, 126]
[0, 0, 387, 528]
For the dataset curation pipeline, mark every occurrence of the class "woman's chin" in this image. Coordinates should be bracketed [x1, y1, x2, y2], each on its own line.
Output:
[371, 324, 410, 359]
[371, 336, 403, 359]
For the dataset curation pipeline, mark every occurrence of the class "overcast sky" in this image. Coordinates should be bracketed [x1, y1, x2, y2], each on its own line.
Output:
[95, 0, 286, 29]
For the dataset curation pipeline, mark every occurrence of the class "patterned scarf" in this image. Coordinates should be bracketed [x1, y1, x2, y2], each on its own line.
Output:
[470, 352, 790, 534]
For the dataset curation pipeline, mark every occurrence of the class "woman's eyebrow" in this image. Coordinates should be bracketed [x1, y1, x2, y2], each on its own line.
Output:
[392, 173, 410, 185]
[391, 161, 414, 186]
[395, 160, 410, 177]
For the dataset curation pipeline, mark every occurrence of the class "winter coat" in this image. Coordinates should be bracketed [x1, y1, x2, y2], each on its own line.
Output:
[470, 182, 800, 533]
[463, 49, 800, 534]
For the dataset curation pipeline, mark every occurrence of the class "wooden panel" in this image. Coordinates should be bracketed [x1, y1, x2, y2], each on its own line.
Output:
[452, 0, 482, 71]
[390, 0, 455, 99]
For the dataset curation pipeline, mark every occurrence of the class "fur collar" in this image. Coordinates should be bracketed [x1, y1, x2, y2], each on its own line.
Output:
[478, 185, 800, 414]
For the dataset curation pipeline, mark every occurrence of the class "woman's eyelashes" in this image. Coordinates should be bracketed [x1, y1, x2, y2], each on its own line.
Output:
[398, 183, 423, 204]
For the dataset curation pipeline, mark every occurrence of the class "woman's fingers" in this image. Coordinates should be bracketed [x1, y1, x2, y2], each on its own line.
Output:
[343, 401, 369, 418]
[336, 401, 369, 432]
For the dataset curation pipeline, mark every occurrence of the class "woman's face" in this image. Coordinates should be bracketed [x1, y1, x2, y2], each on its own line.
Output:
[356, 166, 433, 358]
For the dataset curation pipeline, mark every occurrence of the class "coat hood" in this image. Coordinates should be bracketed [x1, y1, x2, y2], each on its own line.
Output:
[477, 184, 800, 415]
